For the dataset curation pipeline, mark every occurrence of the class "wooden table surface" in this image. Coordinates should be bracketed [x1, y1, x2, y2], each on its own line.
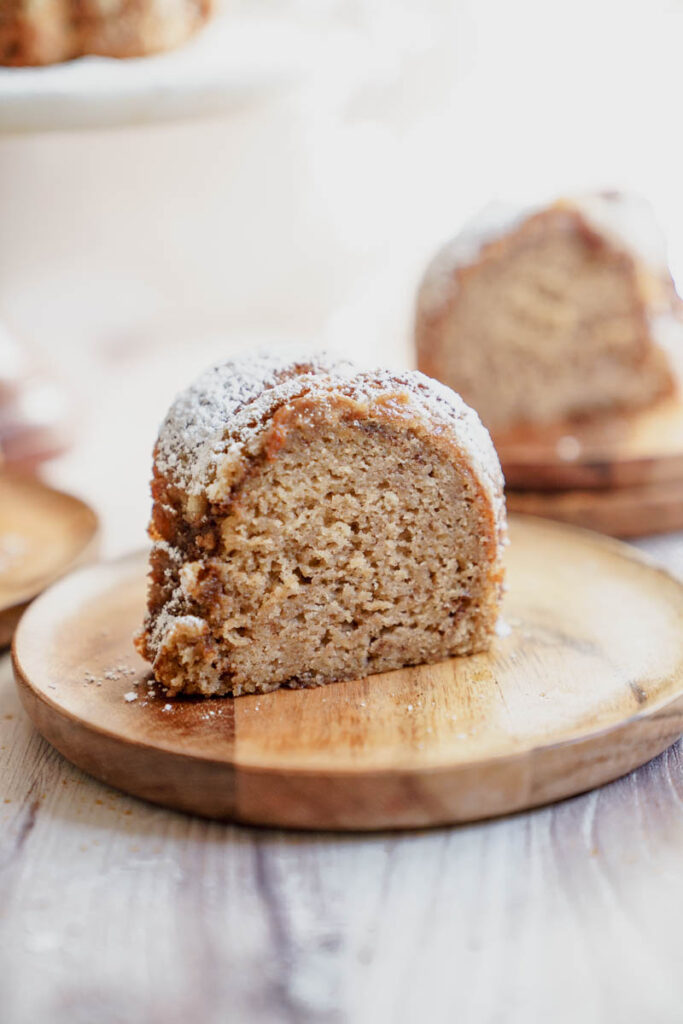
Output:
[2, 334, 683, 1024]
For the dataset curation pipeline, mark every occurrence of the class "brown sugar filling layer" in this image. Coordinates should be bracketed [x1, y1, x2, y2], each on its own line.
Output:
[151, 421, 499, 697]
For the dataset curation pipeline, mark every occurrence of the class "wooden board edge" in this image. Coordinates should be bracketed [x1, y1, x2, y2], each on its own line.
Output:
[500, 453, 683, 492]
[506, 487, 683, 539]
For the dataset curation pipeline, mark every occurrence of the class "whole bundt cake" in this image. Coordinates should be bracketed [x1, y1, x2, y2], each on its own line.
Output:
[0, 0, 212, 65]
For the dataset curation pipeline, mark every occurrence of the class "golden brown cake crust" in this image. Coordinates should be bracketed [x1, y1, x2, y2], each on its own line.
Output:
[415, 192, 680, 434]
[0, 0, 213, 66]
[137, 352, 506, 697]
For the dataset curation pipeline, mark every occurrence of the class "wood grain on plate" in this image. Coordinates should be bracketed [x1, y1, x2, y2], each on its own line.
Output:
[507, 477, 683, 539]
[11, 516, 683, 830]
[0, 473, 99, 646]
[496, 396, 683, 491]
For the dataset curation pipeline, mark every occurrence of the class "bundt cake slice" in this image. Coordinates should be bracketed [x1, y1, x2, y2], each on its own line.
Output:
[416, 192, 681, 434]
[136, 352, 506, 697]
[0, 0, 213, 66]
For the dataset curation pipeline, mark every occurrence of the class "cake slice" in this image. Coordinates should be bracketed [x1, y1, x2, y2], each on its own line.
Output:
[415, 192, 681, 434]
[136, 352, 506, 696]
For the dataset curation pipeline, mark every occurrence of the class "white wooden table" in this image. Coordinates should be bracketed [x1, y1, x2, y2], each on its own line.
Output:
[1, 334, 683, 1024]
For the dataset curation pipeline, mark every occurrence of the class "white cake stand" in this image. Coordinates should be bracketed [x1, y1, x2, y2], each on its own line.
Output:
[0, 10, 321, 133]
[0, 2, 343, 360]
[0, 3, 460, 385]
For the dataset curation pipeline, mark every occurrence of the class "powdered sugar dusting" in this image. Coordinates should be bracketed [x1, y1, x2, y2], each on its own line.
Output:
[155, 354, 504, 513]
[495, 617, 512, 638]
[155, 349, 353, 492]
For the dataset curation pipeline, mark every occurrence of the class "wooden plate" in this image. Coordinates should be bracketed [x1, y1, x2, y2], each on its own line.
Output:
[0, 474, 99, 646]
[507, 478, 683, 539]
[496, 397, 683, 491]
[11, 516, 683, 830]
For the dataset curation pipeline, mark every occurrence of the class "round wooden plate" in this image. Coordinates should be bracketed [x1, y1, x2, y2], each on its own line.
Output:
[0, 474, 99, 646]
[495, 396, 683, 491]
[12, 516, 683, 831]
[507, 478, 683, 539]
